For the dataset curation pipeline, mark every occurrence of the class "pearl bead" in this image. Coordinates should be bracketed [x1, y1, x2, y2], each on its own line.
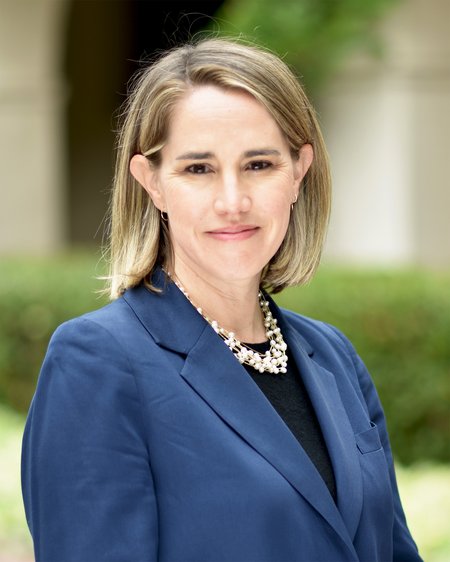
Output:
[167, 274, 289, 375]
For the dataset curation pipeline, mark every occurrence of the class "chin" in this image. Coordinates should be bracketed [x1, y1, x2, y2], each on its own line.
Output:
[208, 259, 267, 284]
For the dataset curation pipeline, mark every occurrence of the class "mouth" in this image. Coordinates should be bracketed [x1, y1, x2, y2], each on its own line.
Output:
[206, 225, 260, 241]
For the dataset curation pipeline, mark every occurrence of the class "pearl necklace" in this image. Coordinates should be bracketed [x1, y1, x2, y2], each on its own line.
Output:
[169, 275, 288, 374]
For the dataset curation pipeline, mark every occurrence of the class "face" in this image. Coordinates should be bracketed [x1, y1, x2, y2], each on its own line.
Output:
[131, 85, 313, 290]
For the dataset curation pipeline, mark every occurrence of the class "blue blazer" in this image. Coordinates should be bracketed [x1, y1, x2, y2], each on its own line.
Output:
[22, 270, 421, 562]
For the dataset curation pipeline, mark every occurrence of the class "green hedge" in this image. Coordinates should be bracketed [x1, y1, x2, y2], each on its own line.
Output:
[1, 254, 449, 465]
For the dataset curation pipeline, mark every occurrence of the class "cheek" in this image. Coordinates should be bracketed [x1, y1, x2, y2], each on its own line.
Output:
[266, 194, 291, 223]
[166, 185, 201, 220]
[267, 197, 292, 243]
[166, 193, 206, 242]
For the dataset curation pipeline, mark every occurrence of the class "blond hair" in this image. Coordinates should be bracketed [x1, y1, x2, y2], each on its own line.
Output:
[106, 38, 331, 299]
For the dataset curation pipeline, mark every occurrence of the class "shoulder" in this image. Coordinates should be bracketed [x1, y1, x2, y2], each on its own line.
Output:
[280, 307, 356, 359]
[44, 296, 153, 380]
[34, 297, 154, 414]
[54, 296, 134, 336]
[279, 307, 371, 404]
[50, 295, 142, 349]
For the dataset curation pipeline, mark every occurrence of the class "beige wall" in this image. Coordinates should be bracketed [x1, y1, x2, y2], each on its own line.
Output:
[322, 0, 450, 267]
[0, 0, 68, 254]
[1, 0, 449, 266]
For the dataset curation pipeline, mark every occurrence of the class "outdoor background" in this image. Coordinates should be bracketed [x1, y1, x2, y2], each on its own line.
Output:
[1, 0, 449, 561]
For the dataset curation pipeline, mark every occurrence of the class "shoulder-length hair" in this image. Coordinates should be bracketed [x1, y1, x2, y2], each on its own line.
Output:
[105, 37, 331, 299]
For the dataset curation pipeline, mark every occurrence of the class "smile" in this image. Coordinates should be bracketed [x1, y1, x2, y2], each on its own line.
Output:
[206, 225, 260, 241]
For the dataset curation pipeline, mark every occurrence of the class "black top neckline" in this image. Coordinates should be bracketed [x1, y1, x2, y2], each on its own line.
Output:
[242, 346, 337, 501]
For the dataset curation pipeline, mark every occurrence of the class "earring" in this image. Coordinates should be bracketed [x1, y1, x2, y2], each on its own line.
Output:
[291, 194, 298, 212]
[160, 210, 168, 222]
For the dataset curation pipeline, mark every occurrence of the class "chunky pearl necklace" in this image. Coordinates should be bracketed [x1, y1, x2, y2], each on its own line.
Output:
[169, 274, 288, 374]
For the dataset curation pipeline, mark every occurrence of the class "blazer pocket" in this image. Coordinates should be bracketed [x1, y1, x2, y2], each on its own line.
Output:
[355, 422, 382, 454]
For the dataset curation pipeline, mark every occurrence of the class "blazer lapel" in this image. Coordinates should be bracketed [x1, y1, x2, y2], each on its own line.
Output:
[180, 326, 356, 554]
[279, 307, 364, 542]
[123, 272, 358, 555]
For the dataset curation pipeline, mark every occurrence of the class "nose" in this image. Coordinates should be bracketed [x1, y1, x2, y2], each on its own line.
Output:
[213, 173, 251, 215]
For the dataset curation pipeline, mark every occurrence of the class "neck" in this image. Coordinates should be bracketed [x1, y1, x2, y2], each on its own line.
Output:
[169, 261, 267, 344]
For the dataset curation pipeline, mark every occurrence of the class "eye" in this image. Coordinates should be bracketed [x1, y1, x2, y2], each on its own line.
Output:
[246, 160, 272, 171]
[186, 163, 211, 174]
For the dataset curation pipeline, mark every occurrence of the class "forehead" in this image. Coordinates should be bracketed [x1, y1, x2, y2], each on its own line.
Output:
[174, 84, 262, 114]
[164, 85, 288, 151]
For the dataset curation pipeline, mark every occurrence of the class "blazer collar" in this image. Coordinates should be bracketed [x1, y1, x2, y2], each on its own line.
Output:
[123, 268, 315, 357]
[123, 270, 361, 557]
[123, 268, 207, 355]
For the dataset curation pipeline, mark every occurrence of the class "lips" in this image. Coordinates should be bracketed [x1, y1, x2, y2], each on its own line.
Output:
[206, 225, 260, 241]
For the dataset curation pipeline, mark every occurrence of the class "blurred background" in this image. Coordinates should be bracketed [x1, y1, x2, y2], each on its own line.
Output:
[0, 0, 449, 560]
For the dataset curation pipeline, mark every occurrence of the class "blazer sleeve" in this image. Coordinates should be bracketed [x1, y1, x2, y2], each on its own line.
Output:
[21, 317, 159, 562]
[328, 325, 422, 562]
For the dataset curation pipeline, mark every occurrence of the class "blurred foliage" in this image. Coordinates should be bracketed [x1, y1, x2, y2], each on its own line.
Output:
[396, 462, 450, 562]
[215, 0, 402, 91]
[0, 404, 33, 559]
[0, 254, 449, 465]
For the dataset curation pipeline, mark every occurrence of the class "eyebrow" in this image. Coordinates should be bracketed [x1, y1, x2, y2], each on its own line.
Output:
[176, 151, 214, 160]
[175, 149, 281, 160]
[244, 149, 281, 158]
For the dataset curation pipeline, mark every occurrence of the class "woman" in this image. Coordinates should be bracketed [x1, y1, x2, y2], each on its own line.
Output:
[22, 38, 422, 562]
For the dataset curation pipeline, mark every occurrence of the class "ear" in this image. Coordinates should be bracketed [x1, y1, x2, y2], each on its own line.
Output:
[129, 154, 166, 211]
[293, 143, 314, 191]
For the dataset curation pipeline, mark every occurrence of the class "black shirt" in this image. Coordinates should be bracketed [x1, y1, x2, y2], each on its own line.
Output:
[243, 341, 337, 502]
